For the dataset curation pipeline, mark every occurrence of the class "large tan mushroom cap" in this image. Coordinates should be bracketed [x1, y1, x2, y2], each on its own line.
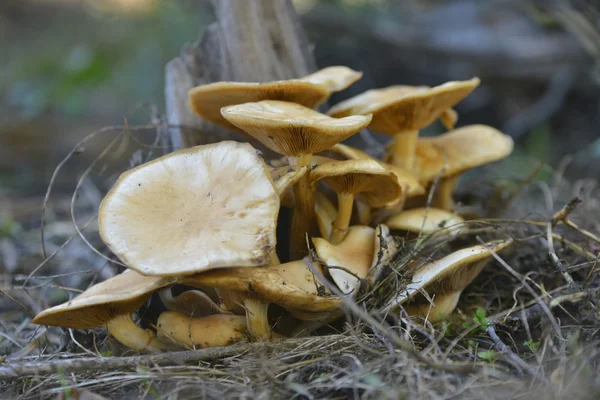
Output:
[385, 208, 465, 235]
[310, 159, 403, 208]
[189, 66, 362, 133]
[387, 239, 513, 312]
[327, 78, 480, 134]
[32, 270, 176, 329]
[221, 100, 372, 156]
[99, 141, 280, 277]
[414, 125, 514, 182]
[183, 259, 341, 313]
[328, 144, 425, 197]
[313, 226, 375, 295]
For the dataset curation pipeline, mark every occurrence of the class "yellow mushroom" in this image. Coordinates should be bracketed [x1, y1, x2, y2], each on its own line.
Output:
[328, 79, 480, 170]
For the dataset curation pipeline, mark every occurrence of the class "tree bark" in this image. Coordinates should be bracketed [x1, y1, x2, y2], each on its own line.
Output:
[165, 0, 316, 149]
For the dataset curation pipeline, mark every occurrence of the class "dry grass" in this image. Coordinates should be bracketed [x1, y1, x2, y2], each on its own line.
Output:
[1, 122, 599, 399]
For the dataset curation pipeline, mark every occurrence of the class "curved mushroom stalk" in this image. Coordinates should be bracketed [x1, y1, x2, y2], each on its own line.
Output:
[157, 312, 248, 349]
[244, 297, 272, 340]
[106, 314, 164, 353]
[433, 176, 461, 211]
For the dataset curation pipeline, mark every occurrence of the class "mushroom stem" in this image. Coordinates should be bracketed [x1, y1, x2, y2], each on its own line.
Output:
[289, 153, 315, 259]
[330, 193, 355, 245]
[433, 175, 460, 211]
[106, 314, 164, 352]
[386, 130, 419, 170]
[243, 297, 272, 340]
[355, 198, 372, 226]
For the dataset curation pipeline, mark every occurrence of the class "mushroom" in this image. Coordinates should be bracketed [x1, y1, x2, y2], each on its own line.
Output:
[183, 258, 342, 338]
[188, 66, 362, 135]
[386, 239, 512, 322]
[328, 78, 480, 170]
[312, 226, 375, 295]
[158, 288, 225, 317]
[315, 192, 337, 239]
[414, 125, 514, 210]
[98, 141, 280, 277]
[32, 270, 176, 352]
[156, 312, 248, 349]
[221, 100, 372, 258]
[310, 159, 402, 244]
[385, 208, 465, 237]
[270, 165, 309, 208]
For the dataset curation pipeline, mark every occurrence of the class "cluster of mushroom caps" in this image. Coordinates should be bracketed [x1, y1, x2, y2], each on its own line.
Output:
[33, 67, 514, 352]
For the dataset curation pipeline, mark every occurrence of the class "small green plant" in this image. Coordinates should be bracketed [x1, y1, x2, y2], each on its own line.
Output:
[462, 307, 490, 332]
[477, 350, 496, 365]
[524, 340, 540, 353]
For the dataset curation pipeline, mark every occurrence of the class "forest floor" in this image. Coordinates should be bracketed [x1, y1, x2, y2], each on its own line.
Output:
[1, 124, 599, 399]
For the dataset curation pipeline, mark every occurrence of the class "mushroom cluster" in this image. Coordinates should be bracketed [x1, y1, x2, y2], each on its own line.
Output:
[33, 66, 514, 352]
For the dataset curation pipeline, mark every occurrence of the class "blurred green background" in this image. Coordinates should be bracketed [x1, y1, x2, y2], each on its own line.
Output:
[1, 0, 599, 200]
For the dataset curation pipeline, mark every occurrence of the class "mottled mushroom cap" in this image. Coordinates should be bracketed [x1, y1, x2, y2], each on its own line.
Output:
[328, 144, 425, 197]
[414, 125, 514, 182]
[189, 66, 362, 133]
[327, 78, 480, 135]
[99, 141, 280, 277]
[310, 159, 403, 207]
[270, 165, 309, 198]
[183, 259, 342, 313]
[31, 270, 176, 329]
[387, 239, 512, 310]
[313, 226, 375, 295]
[221, 100, 372, 157]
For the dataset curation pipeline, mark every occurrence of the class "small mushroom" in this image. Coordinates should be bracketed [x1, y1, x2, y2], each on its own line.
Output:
[221, 100, 372, 259]
[328, 79, 480, 170]
[313, 226, 375, 295]
[157, 312, 248, 349]
[98, 141, 280, 277]
[158, 288, 225, 317]
[183, 259, 342, 338]
[32, 270, 176, 352]
[310, 159, 402, 244]
[386, 239, 512, 322]
[385, 208, 465, 237]
[414, 125, 514, 210]
[188, 66, 362, 134]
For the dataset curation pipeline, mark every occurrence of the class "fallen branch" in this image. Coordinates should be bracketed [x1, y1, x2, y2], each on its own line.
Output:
[0, 337, 343, 381]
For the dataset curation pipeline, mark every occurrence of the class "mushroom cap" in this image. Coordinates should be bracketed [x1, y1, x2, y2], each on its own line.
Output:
[315, 192, 337, 239]
[31, 270, 176, 329]
[313, 226, 375, 295]
[387, 239, 512, 309]
[183, 259, 342, 313]
[328, 144, 425, 197]
[327, 78, 480, 134]
[310, 159, 403, 207]
[414, 125, 514, 182]
[157, 312, 248, 349]
[221, 100, 372, 156]
[189, 66, 362, 133]
[385, 207, 465, 235]
[99, 141, 280, 277]
[270, 165, 309, 198]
